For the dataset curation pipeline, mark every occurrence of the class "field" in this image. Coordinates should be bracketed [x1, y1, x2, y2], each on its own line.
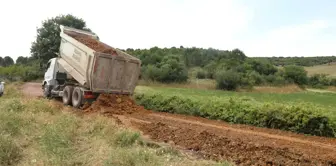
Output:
[305, 63, 336, 77]
[135, 85, 336, 110]
[0, 84, 228, 166]
[0, 82, 335, 165]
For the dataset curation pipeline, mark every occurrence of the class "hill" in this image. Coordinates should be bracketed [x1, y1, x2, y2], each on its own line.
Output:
[305, 63, 336, 77]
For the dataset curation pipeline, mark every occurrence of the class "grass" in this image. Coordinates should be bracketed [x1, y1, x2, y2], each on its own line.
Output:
[305, 63, 336, 77]
[136, 86, 336, 110]
[138, 79, 216, 90]
[0, 84, 231, 166]
[135, 86, 336, 137]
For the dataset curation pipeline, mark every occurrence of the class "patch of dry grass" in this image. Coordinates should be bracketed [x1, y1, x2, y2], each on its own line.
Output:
[246, 84, 303, 93]
[305, 63, 336, 77]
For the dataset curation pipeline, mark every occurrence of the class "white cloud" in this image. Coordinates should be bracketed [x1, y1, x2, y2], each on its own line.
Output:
[0, 0, 252, 61]
[243, 20, 335, 57]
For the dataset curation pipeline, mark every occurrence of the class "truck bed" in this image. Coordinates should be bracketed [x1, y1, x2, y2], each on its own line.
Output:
[58, 25, 141, 94]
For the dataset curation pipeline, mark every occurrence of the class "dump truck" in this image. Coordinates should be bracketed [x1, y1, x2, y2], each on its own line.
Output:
[42, 25, 141, 108]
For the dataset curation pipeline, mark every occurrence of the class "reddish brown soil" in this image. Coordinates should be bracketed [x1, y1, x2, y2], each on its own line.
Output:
[22, 83, 336, 166]
[67, 32, 118, 55]
[83, 94, 148, 116]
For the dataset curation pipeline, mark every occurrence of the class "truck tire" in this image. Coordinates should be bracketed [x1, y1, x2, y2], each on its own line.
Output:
[43, 84, 51, 98]
[72, 87, 83, 108]
[63, 86, 74, 105]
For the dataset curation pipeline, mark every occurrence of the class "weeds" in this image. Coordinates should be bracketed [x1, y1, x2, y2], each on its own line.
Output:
[0, 135, 22, 166]
[38, 115, 79, 165]
[104, 148, 159, 166]
[114, 130, 140, 147]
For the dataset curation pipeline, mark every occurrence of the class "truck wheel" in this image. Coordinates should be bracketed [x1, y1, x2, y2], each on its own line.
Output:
[72, 87, 83, 108]
[43, 84, 51, 98]
[63, 86, 74, 105]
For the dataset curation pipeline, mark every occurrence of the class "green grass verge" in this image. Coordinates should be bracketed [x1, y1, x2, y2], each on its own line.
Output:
[0, 84, 231, 166]
[135, 86, 336, 137]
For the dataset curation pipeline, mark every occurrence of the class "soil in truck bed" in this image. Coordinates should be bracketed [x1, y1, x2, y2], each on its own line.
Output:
[67, 32, 118, 55]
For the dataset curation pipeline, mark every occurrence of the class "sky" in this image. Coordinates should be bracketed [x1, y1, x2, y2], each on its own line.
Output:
[1, 0, 336, 61]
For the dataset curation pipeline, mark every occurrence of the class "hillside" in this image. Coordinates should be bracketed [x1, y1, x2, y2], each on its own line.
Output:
[305, 63, 336, 77]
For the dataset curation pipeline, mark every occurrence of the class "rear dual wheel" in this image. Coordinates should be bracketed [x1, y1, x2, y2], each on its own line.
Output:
[72, 87, 83, 108]
[62, 86, 74, 105]
[62, 86, 83, 108]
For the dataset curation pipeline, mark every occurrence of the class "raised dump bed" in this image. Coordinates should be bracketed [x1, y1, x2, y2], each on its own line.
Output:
[58, 25, 141, 94]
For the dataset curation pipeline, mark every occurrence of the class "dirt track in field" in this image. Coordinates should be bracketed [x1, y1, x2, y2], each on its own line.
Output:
[22, 83, 336, 166]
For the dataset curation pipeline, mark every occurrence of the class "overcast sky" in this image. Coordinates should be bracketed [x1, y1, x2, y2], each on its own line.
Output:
[1, 0, 336, 61]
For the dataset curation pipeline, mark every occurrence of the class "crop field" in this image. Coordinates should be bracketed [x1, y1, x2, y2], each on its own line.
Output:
[135, 86, 336, 137]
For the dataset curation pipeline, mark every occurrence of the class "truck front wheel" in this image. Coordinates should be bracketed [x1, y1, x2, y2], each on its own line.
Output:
[43, 84, 51, 98]
[72, 87, 83, 108]
[63, 86, 74, 105]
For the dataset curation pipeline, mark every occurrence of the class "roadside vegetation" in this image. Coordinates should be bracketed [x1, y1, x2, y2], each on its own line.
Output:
[135, 86, 336, 137]
[0, 84, 231, 166]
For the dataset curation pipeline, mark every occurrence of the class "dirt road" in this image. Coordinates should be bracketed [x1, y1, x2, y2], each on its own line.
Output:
[21, 82, 43, 97]
[22, 83, 336, 166]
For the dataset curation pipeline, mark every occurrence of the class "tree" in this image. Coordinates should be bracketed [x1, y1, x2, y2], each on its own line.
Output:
[16, 56, 29, 65]
[142, 55, 188, 83]
[215, 70, 242, 90]
[230, 48, 247, 62]
[3, 56, 14, 67]
[0, 57, 4, 67]
[30, 14, 95, 64]
[283, 65, 308, 85]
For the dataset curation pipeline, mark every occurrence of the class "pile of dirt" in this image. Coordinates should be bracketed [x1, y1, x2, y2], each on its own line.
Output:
[138, 122, 334, 166]
[84, 94, 148, 116]
[67, 32, 118, 55]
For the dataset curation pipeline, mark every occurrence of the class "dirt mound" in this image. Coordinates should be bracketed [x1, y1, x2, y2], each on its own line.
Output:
[138, 122, 334, 166]
[67, 32, 118, 55]
[84, 94, 147, 116]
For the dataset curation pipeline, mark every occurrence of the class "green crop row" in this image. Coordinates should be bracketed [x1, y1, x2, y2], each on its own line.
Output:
[134, 92, 336, 137]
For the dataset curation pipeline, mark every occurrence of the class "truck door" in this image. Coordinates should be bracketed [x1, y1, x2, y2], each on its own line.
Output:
[44, 59, 56, 85]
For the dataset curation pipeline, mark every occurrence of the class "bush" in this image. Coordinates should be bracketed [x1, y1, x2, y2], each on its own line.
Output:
[215, 70, 242, 90]
[283, 65, 308, 85]
[246, 71, 264, 85]
[135, 93, 336, 137]
[196, 69, 207, 79]
[142, 55, 188, 83]
[308, 74, 331, 88]
[330, 78, 336, 86]
[0, 64, 43, 82]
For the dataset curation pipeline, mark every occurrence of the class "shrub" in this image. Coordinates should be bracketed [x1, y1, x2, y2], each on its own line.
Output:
[246, 71, 264, 85]
[330, 78, 336, 86]
[215, 70, 242, 90]
[196, 69, 207, 79]
[142, 55, 188, 83]
[283, 65, 308, 85]
[135, 92, 336, 137]
[308, 74, 331, 88]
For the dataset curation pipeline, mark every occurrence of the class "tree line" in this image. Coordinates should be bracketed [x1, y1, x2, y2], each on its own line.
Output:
[254, 56, 336, 67]
[1, 14, 335, 90]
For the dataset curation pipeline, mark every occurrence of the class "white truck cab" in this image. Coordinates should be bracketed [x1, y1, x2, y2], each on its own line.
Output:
[0, 81, 5, 97]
